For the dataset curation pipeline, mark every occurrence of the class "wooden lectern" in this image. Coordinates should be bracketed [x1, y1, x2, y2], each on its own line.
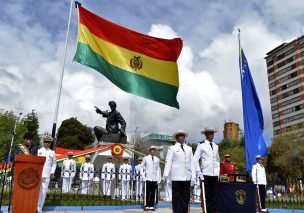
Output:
[12, 155, 46, 213]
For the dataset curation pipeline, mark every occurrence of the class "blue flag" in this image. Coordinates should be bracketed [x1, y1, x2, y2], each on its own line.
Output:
[239, 46, 268, 174]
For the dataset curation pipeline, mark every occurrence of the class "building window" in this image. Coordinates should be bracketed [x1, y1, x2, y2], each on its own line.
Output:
[280, 79, 299, 91]
[273, 121, 280, 127]
[276, 53, 285, 60]
[267, 67, 275, 74]
[281, 88, 300, 99]
[281, 96, 302, 107]
[277, 61, 286, 68]
[270, 89, 276, 95]
[272, 113, 279, 119]
[268, 75, 275, 81]
[290, 71, 298, 78]
[284, 48, 294, 56]
[281, 84, 288, 91]
[300, 42, 304, 49]
[274, 129, 281, 135]
[269, 82, 276, 88]
[283, 113, 304, 123]
[267, 60, 274, 66]
[286, 56, 295, 63]
[278, 75, 289, 83]
[277, 63, 297, 76]
[271, 97, 278, 103]
[271, 105, 279, 111]
[281, 105, 302, 115]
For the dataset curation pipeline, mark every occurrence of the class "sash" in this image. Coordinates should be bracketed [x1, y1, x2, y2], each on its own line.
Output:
[17, 144, 31, 155]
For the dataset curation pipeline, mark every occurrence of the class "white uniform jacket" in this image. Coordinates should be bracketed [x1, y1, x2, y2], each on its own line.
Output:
[38, 147, 57, 178]
[79, 162, 94, 180]
[101, 162, 116, 180]
[61, 159, 76, 178]
[134, 164, 145, 181]
[193, 140, 220, 177]
[163, 143, 196, 181]
[141, 155, 161, 183]
[119, 163, 132, 181]
[252, 163, 267, 185]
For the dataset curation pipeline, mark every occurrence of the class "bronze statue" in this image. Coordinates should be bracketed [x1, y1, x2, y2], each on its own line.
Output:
[94, 101, 126, 142]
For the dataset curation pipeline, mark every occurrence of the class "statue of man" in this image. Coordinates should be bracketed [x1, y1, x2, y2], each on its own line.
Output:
[94, 101, 126, 141]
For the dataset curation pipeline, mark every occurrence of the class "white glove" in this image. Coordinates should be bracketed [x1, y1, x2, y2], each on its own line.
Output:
[197, 172, 204, 181]
[191, 179, 196, 186]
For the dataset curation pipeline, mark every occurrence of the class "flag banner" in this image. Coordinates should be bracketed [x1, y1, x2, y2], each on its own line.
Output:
[217, 182, 256, 213]
[74, 6, 183, 108]
[239, 47, 268, 174]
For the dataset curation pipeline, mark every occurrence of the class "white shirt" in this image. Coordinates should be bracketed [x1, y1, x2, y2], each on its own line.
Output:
[141, 155, 161, 183]
[193, 140, 220, 176]
[61, 159, 76, 178]
[252, 163, 267, 185]
[79, 162, 94, 180]
[163, 142, 196, 181]
[119, 163, 132, 180]
[101, 162, 116, 180]
[38, 147, 57, 178]
[134, 164, 145, 181]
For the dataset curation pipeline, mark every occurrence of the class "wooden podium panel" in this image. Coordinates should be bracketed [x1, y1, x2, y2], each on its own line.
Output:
[12, 155, 46, 213]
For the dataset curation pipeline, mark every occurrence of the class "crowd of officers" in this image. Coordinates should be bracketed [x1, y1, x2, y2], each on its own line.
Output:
[13, 128, 267, 213]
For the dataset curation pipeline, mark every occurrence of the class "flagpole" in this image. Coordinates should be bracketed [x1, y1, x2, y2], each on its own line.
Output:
[238, 28, 242, 70]
[52, 0, 74, 148]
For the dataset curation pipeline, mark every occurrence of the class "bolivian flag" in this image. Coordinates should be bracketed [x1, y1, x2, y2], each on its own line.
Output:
[73, 6, 183, 108]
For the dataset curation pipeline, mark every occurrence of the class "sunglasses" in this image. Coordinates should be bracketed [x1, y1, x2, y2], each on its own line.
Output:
[43, 141, 51, 144]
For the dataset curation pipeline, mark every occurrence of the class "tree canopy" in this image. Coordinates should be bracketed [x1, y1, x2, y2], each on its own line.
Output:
[267, 133, 304, 180]
[56, 117, 94, 150]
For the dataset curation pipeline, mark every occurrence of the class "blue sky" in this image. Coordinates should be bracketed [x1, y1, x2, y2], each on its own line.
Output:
[1, 0, 304, 146]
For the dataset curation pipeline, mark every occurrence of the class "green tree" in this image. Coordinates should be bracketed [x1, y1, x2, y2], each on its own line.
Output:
[267, 133, 304, 179]
[22, 110, 40, 146]
[56, 117, 94, 150]
[0, 111, 27, 161]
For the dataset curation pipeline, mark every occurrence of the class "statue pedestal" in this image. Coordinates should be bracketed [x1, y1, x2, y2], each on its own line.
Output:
[98, 133, 127, 144]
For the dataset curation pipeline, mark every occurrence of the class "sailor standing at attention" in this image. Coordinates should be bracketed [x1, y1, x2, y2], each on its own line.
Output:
[79, 155, 94, 194]
[37, 133, 57, 213]
[61, 152, 76, 193]
[163, 130, 196, 213]
[194, 127, 220, 213]
[141, 146, 161, 211]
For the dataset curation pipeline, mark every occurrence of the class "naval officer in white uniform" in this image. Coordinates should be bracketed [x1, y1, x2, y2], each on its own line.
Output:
[119, 157, 132, 200]
[101, 155, 116, 197]
[79, 155, 94, 194]
[37, 133, 57, 213]
[141, 146, 161, 211]
[194, 127, 220, 213]
[163, 130, 196, 213]
[252, 155, 267, 212]
[61, 152, 76, 193]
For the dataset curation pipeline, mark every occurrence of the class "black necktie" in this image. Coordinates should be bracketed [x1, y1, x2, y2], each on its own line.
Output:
[210, 143, 213, 150]
[181, 144, 185, 152]
[152, 156, 154, 162]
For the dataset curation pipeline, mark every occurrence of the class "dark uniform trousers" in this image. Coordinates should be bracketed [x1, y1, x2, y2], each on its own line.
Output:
[203, 175, 218, 213]
[145, 181, 157, 207]
[258, 184, 266, 209]
[172, 181, 191, 213]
